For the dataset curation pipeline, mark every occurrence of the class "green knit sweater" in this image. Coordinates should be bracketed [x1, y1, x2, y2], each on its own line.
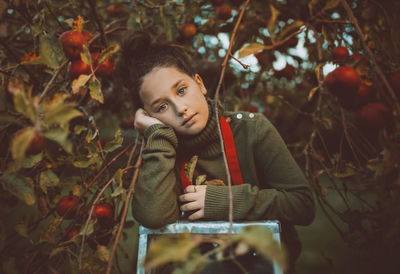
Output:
[131, 100, 315, 229]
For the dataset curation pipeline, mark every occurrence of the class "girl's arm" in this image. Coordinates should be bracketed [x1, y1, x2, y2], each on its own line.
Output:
[131, 123, 181, 229]
[203, 114, 316, 226]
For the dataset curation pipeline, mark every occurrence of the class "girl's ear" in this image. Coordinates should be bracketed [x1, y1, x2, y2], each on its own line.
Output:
[194, 74, 207, 95]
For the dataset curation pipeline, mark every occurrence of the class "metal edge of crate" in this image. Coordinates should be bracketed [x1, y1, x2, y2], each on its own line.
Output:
[137, 220, 282, 274]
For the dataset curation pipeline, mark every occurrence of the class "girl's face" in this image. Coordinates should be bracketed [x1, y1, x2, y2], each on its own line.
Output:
[139, 66, 209, 135]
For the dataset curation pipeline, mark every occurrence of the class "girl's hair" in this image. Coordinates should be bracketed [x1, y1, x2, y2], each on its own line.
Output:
[115, 31, 196, 109]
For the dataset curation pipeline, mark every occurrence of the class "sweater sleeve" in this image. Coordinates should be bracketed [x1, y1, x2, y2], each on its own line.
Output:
[131, 124, 181, 228]
[203, 114, 315, 226]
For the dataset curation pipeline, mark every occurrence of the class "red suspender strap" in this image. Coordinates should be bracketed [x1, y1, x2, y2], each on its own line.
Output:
[219, 116, 244, 186]
[179, 116, 244, 189]
[179, 153, 192, 190]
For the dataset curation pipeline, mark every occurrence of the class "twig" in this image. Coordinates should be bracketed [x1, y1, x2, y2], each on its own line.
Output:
[339, 107, 362, 168]
[106, 139, 145, 274]
[39, 60, 68, 103]
[229, 53, 248, 69]
[88, 0, 108, 47]
[0, 38, 39, 86]
[44, 1, 66, 31]
[213, 0, 250, 233]
[78, 176, 115, 270]
[314, 19, 351, 24]
[340, 0, 400, 115]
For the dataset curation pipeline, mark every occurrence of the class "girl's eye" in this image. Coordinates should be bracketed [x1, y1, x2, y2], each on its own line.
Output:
[177, 87, 186, 95]
[157, 103, 168, 112]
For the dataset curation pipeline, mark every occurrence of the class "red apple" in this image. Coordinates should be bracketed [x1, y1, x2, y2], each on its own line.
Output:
[94, 203, 113, 222]
[255, 52, 267, 68]
[26, 132, 46, 155]
[180, 23, 197, 39]
[56, 195, 80, 219]
[274, 64, 295, 80]
[59, 30, 85, 59]
[91, 52, 114, 77]
[325, 66, 361, 102]
[216, 6, 232, 20]
[212, 0, 224, 5]
[356, 102, 392, 131]
[107, 4, 122, 17]
[68, 59, 91, 79]
[349, 53, 368, 66]
[81, 30, 93, 45]
[332, 46, 349, 64]
[355, 84, 376, 107]
[15, 130, 46, 156]
[64, 226, 81, 241]
[248, 104, 259, 113]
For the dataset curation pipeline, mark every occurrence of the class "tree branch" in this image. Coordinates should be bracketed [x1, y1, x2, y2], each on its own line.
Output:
[213, 0, 250, 233]
[341, 0, 400, 115]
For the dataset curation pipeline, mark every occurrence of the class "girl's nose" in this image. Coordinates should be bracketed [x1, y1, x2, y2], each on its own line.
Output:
[175, 101, 188, 115]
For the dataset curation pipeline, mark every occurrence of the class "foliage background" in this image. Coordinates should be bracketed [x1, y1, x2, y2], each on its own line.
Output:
[0, 0, 399, 273]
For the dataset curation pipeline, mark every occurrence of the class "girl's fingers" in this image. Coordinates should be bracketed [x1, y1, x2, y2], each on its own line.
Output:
[184, 184, 206, 193]
[178, 192, 197, 203]
[180, 201, 201, 212]
[188, 209, 204, 221]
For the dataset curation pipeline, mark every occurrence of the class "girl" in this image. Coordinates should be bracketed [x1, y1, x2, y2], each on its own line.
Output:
[115, 30, 315, 273]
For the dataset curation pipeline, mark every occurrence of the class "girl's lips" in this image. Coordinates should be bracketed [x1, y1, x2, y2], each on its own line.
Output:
[182, 114, 196, 127]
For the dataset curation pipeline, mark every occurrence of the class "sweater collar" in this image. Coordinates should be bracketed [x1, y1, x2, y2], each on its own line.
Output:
[177, 98, 222, 158]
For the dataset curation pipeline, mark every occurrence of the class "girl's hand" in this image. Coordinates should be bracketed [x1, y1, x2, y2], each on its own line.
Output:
[134, 108, 164, 134]
[179, 185, 207, 221]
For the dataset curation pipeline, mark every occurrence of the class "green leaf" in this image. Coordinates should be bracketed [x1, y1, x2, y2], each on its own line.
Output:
[73, 155, 102, 169]
[184, 155, 198, 183]
[97, 43, 120, 66]
[267, 5, 280, 38]
[74, 124, 87, 135]
[127, 14, 141, 31]
[0, 112, 24, 126]
[0, 173, 36, 206]
[80, 221, 94, 237]
[234, 226, 286, 270]
[111, 186, 125, 198]
[323, 0, 341, 11]
[172, 252, 208, 274]
[161, 7, 178, 41]
[40, 169, 60, 194]
[308, 87, 319, 101]
[44, 104, 82, 125]
[308, 0, 320, 15]
[195, 174, 207, 185]
[103, 129, 123, 153]
[21, 153, 43, 169]
[39, 33, 64, 69]
[72, 74, 91, 94]
[113, 168, 123, 187]
[13, 90, 30, 119]
[81, 45, 92, 66]
[11, 128, 33, 161]
[277, 21, 304, 40]
[89, 78, 103, 104]
[97, 245, 110, 262]
[144, 233, 200, 270]
[40, 217, 62, 243]
[238, 43, 267, 58]
[15, 223, 28, 237]
[44, 126, 72, 153]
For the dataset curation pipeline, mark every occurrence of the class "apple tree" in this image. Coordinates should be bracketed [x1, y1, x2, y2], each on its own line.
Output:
[0, 0, 399, 273]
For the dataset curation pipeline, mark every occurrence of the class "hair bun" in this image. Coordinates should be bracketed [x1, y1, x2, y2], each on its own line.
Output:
[121, 30, 152, 59]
